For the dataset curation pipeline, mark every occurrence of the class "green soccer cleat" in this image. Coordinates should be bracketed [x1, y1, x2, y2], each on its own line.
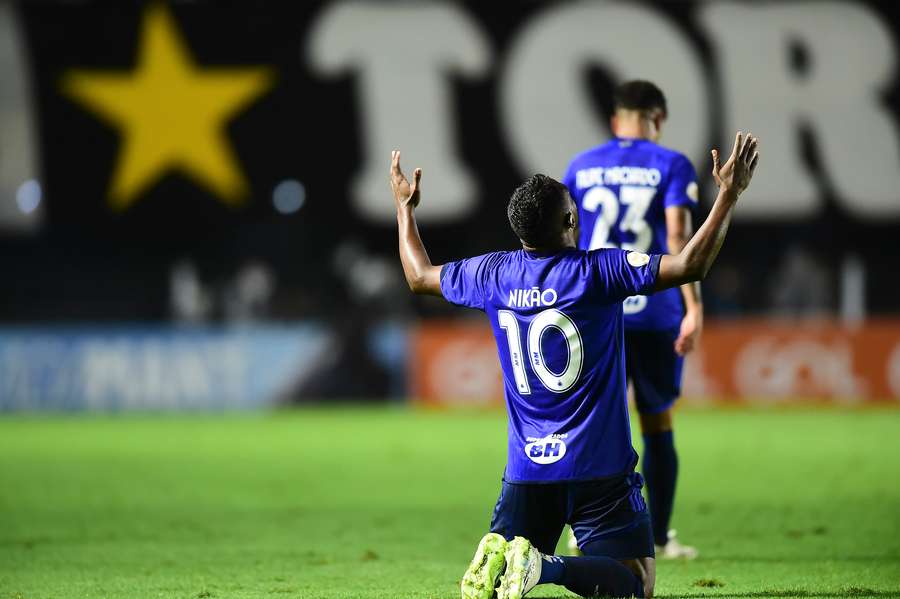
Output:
[461, 532, 508, 599]
[497, 536, 541, 599]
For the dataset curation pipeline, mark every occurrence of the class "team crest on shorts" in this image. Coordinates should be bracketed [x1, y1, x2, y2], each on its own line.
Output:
[627, 252, 650, 267]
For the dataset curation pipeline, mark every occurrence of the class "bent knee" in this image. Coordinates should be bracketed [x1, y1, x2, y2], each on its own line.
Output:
[639, 409, 673, 435]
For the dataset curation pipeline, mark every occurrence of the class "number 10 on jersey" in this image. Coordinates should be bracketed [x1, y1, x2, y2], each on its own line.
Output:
[498, 308, 584, 395]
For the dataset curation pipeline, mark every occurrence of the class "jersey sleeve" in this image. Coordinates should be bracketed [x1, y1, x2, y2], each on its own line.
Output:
[591, 249, 661, 302]
[663, 154, 699, 210]
[439, 252, 496, 311]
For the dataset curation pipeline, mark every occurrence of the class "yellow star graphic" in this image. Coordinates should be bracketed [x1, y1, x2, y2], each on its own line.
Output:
[62, 2, 274, 210]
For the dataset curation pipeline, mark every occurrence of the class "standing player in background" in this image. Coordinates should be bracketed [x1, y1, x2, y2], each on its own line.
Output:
[563, 81, 702, 559]
[391, 129, 758, 598]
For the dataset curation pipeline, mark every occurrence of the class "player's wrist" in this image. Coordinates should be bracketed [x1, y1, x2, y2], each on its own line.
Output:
[396, 203, 416, 218]
[717, 185, 740, 204]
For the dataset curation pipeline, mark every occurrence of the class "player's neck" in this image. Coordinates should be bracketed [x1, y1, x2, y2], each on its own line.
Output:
[613, 126, 653, 141]
[612, 113, 657, 141]
[521, 240, 575, 254]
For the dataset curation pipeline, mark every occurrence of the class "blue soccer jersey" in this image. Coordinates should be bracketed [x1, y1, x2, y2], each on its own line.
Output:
[563, 138, 698, 330]
[440, 248, 661, 482]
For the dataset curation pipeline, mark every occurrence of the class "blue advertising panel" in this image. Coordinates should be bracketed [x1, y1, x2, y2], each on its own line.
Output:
[0, 325, 333, 410]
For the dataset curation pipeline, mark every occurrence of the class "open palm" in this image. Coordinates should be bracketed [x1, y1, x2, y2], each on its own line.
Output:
[711, 131, 759, 195]
[389, 150, 422, 210]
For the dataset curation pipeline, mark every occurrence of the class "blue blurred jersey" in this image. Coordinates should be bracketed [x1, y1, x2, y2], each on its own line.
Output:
[563, 138, 698, 330]
[440, 248, 661, 482]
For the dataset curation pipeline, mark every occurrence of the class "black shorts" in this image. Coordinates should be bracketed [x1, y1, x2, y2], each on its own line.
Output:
[489, 472, 654, 559]
[625, 329, 684, 415]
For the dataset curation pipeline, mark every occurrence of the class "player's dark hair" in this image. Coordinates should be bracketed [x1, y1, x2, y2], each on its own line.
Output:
[507, 174, 569, 247]
[613, 80, 667, 118]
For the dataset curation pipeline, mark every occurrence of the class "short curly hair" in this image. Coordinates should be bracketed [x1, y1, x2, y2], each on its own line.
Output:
[613, 80, 667, 118]
[507, 174, 570, 247]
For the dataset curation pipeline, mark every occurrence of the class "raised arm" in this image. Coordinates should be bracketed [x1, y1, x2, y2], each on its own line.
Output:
[655, 132, 759, 291]
[390, 151, 443, 296]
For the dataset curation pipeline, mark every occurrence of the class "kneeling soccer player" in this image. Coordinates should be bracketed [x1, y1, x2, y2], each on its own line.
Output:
[390, 132, 759, 598]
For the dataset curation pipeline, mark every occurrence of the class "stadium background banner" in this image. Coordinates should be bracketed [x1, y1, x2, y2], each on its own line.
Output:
[0, 1, 899, 407]
[410, 321, 900, 405]
[0, 325, 335, 410]
[0, 0, 899, 317]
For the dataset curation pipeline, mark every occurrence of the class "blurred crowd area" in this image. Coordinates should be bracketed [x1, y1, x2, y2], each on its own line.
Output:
[163, 240, 840, 324]
[0, 0, 898, 405]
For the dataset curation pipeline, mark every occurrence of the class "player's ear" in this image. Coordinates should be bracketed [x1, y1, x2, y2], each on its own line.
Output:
[653, 113, 665, 137]
[565, 210, 576, 231]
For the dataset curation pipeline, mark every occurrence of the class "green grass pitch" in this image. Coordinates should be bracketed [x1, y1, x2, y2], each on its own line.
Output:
[1, 407, 899, 599]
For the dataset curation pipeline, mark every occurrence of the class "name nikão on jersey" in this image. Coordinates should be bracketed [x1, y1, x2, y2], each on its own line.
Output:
[508, 287, 558, 308]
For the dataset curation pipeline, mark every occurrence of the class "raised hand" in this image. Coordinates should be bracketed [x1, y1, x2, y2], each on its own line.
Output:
[711, 131, 760, 196]
[390, 150, 422, 210]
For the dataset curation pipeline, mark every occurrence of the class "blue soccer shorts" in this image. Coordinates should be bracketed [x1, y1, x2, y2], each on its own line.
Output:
[624, 329, 685, 415]
[489, 472, 655, 559]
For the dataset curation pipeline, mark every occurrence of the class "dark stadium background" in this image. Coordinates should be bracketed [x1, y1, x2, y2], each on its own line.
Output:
[1, 0, 899, 405]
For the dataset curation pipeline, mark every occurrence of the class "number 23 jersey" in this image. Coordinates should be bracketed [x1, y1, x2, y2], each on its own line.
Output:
[440, 248, 660, 482]
[563, 138, 698, 331]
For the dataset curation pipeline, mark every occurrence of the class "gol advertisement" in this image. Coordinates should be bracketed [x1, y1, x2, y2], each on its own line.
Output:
[410, 320, 900, 406]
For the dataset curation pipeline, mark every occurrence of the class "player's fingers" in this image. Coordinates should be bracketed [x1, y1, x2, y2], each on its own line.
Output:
[749, 151, 760, 176]
[390, 150, 401, 175]
[741, 133, 753, 159]
[742, 135, 757, 161]
[711, 150, 723, 185]
[739, 134, 751, 160]
[410, 168, 422, 195]
[730, 131, 742, 159]
[389, 153, 397, 188]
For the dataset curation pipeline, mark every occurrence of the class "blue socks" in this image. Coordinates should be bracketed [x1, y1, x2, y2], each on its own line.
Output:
[537, 554, 643, 598]
[537, 555, 565, 585]
[642, 430, 678, 546]
[557, 555, 643, 598]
